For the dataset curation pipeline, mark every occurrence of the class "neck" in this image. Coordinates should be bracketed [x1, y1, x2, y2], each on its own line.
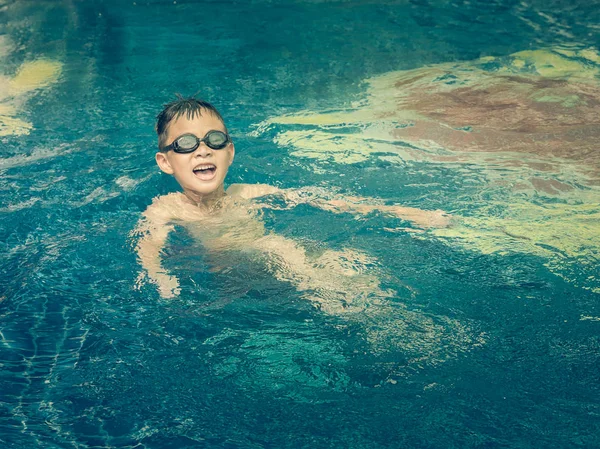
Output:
[182, 186, 226, 210]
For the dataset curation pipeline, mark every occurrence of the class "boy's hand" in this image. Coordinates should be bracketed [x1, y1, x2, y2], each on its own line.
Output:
[156, 274, 181, 299]
[136, 271, 181, 299]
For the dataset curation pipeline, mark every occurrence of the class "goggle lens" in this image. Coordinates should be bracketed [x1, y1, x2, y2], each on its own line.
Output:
[177, 134, 199, 150]
[206, 131, 228, 148]
[164, 131, 230, 153]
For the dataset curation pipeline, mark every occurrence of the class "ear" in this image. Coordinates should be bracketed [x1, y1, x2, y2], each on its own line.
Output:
[228, 143, 235, 166]
[155, 152, 174, 174]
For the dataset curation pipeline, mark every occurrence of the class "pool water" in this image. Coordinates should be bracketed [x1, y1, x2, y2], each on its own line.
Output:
[1, 1, 599, 448]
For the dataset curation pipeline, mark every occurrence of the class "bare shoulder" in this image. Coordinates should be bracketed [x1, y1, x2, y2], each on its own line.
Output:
[226, 183, 281, 199]
[143, 193, 187, 223]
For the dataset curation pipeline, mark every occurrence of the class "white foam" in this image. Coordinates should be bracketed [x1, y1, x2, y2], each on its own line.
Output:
[0, 143, 73, 170]
[0, 197, 40, 212]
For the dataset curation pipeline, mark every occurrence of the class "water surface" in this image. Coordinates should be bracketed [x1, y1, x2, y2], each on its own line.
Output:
[1, 1, 599, 448]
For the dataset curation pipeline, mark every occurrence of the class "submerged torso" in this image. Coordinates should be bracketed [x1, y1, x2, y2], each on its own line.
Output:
[156, 189, 268, 253]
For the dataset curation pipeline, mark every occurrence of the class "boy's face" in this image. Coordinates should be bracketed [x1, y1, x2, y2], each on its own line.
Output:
[155, 111, 235, 200]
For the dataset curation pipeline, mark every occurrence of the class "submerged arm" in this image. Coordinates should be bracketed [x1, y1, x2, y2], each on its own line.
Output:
[229, 184, 451, 228]
[132, 204, 180, 298]
[310, 195, 452, 228]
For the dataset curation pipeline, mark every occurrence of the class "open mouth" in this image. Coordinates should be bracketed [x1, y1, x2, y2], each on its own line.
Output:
[193, 163, 217, 180]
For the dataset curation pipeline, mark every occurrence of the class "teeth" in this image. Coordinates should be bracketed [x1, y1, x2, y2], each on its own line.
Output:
[193, 164, 216, 171]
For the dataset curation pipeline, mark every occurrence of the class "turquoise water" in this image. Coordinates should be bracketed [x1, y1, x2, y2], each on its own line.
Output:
[1, 1, 600, 448]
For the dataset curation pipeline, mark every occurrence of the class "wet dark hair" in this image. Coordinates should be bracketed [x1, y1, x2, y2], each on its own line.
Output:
[156, 95, 228, 150]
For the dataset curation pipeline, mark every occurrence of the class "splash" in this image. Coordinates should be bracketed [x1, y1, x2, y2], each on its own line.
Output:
[255, 46, 600, 294]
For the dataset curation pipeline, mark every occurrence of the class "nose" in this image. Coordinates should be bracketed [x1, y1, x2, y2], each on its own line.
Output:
[193, 142, 213, 157]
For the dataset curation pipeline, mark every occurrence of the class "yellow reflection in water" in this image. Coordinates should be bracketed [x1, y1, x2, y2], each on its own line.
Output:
[1, 49, 63, 136]
[256, 46, 600, 293]
[9, 59, 62, 93]
[432, 195, 600, 293]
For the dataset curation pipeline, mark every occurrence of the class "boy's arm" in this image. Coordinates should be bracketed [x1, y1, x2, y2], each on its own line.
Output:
[228, 184, 451, 228]
[226, 183, 281, 199]
[132, 202, 180, 299]
[309, 195, 452, 228]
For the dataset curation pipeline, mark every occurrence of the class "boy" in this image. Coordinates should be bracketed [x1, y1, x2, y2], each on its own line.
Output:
[134, 97, 450, 307]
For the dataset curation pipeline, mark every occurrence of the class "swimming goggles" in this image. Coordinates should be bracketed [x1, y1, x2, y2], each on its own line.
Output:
[162, 131, 231, 153]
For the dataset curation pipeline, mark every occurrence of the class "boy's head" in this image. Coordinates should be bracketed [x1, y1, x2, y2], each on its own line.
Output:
[155, 97, 235, 201]
[156, 97, 228, 150]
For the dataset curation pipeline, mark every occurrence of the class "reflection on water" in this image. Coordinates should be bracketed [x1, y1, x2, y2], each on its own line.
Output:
[0, 54, 63, 136]
[0, 31, 63, 136]
[256, 46, 600, 293]
[2, 0, 600, 445]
